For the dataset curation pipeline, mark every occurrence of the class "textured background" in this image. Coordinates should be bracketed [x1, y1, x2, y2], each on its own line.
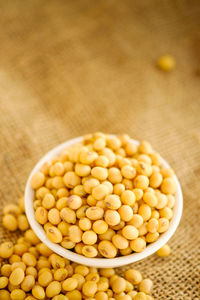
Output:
[0, 0, 200, 299]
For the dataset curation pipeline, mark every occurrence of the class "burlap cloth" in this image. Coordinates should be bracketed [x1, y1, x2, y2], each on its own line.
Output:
[0, 0, 200, 299]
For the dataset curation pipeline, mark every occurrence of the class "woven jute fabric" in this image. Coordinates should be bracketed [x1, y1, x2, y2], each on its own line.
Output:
[0, 0, 200, 299]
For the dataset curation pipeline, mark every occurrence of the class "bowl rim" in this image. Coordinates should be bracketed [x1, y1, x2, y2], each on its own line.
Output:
[25, 136, 183, 268]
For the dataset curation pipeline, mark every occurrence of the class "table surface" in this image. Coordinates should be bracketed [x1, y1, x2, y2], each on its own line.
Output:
[0, 1, 200, 299]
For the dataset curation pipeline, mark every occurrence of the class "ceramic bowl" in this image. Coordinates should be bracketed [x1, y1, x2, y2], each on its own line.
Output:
[25, 136, 183, 268]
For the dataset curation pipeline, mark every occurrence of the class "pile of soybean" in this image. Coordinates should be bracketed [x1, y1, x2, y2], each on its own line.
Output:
[31, 133, 176, 258]
[0, 197, 155, 300]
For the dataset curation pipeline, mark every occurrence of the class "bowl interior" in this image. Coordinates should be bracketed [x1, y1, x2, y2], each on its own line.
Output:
[25, 136, 183, 268]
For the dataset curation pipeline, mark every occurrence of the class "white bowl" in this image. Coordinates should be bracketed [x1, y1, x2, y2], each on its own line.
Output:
[25, 136, 183, 268]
